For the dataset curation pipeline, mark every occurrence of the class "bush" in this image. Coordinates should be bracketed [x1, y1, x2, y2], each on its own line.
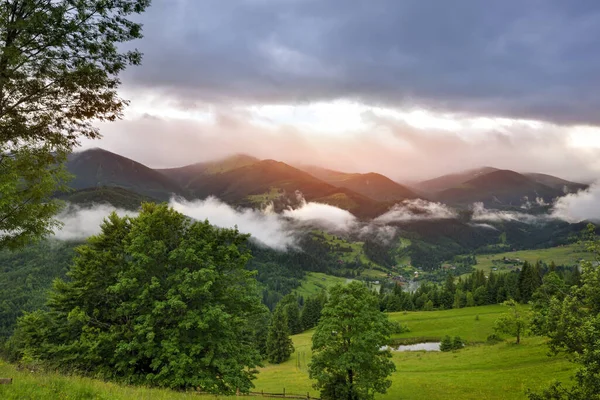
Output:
[391, 322, 411, 334]
[440, 335, 464, 351]
[440, 335, 454, 352]
[452, 336, 465, 349]
[486, 334, 503, 344]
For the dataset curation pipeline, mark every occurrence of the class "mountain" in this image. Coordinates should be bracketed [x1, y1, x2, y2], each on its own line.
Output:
[415, 167, 499, 193]
[436, 169, 562, 206]
[299, 166, 419, 202]
[66, 148, 185, 200]
[185, 160, 388, 218]
[524, 173, 587, 193]
[158, 154, 260, 187]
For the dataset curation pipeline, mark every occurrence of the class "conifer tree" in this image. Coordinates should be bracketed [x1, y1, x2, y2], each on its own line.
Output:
[266, 306, 294, 364]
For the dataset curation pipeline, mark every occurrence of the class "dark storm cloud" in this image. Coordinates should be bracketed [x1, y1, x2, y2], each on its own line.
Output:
[126, 0, 600, 124]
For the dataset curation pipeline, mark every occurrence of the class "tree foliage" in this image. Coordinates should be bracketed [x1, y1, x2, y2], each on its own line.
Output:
[10, 203, 265, 394]
[529, 225, 600, 400]
[265, 305, 294, 364]
[0, 146, 69, 248]
[494, 299, 529, 344]
[309, 282, 395, 400]
[0, 0, 149, 247]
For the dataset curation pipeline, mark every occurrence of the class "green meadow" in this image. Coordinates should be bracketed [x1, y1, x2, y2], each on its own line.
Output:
[293, 272, 349, 297]
[0, 305, 575, 400]
[473, 244, 592, 274]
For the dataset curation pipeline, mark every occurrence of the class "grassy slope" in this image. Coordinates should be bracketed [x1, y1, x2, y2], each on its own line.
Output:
[0, 305, 574, 400]
[318, 232, 393, 279]
[293, 272, 349, 298]
[474, 244, 592, 273]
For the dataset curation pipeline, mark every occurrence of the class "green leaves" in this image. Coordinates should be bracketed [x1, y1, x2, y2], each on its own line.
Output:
[11, 204, 265, 394]
[0, 145, 70, 249]
[309, 282, 396, 400]
[0, 0, 149, 249]
[494, 299, 529, 344]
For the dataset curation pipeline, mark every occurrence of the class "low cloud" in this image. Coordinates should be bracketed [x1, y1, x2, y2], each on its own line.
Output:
[374, 199, 457, 223]
[467, 222, 498, 230]
[471, 202, 546, 224]
[170, 197, 296, 250]
[54, 204, 137, 241]
[171, 196, 358, 250]
[551, 183, 600, 223]
[358, 224, 398, 245]
[281, 196, 357, 232]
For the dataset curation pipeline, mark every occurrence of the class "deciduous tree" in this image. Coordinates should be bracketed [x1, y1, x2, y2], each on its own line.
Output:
[494, 299, 529, 344]
[11, 203, 265, 394]
[0, 0, 149, 248]
[309, 282, 395, 400]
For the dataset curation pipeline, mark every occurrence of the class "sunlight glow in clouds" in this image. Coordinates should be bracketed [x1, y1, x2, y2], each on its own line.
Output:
[122, 94, 584, 140]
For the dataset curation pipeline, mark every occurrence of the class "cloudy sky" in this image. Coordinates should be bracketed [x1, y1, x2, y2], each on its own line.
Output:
[87, 0, 600, 182]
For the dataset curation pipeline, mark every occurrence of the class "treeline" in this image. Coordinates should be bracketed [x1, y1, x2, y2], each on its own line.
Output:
[0, 240, 79, 338]
[379, 261, 581, 312]
[404, 219, 589, 271]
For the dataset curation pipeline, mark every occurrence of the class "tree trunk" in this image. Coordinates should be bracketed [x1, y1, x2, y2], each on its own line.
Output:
[347, 369, 354, 400]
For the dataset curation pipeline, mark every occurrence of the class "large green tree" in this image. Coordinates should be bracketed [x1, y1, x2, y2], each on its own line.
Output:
[309, 282, 396, 400]
[10, 203, 265, 394]
[0, 0, 149, 247]
[529, 225, 600, 400]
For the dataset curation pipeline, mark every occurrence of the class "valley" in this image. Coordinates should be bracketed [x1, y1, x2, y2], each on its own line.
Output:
[0, 148, 597, 399]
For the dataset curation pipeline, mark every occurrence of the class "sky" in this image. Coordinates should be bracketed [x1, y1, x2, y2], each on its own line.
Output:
[86, 0, 600, 182]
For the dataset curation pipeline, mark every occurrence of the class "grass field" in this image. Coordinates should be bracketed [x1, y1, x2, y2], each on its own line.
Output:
[293, 272, 349, 297]
[473, 244, 593, 274]
[0, 305, 575, 400]
[252, 304, 574, 400]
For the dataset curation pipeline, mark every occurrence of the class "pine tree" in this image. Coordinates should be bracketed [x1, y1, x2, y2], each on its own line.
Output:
[466, 291, 475, 307]
[285, 302, 302, 334]
[266, 306, 294, 364]
[518, 262, 537, 303]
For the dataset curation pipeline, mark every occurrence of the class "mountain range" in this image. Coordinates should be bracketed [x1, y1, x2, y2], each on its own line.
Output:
[62, 148, 587, 216]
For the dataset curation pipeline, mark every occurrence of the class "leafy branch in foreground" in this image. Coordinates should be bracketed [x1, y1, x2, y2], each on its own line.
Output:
[0, 0, 149, 248]
[528, 224, 600, 400]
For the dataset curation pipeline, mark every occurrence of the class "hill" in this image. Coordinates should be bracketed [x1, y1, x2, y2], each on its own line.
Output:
[524, 172, 587, 193]
[300, 166, 419, 202]
[66, 148, 185, 200]
[184, 160, 388, 218]
[436, 169, 562, 206]
[157, 154, 260, 187]
[415, 167, 499, 193]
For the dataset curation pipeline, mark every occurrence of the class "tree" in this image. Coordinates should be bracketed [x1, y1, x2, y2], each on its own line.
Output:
[529, 271, 568, 336]
[494, 299, 529, 344]
[465, 291, 475, 307]
[528, 225, 600, 399]
[309, 282, 396, 400]
[301, 295, 324, 330]
[285, 301, 302, 335]
[0, 0, 149, 248]
[518, 261, 538, 303]
[266, 305, 294, 364]
[10, 203, 265, 394]
[0, 146, 69, 249]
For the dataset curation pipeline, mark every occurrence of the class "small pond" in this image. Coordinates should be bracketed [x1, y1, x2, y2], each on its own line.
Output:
[383, 342, 441, 352]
